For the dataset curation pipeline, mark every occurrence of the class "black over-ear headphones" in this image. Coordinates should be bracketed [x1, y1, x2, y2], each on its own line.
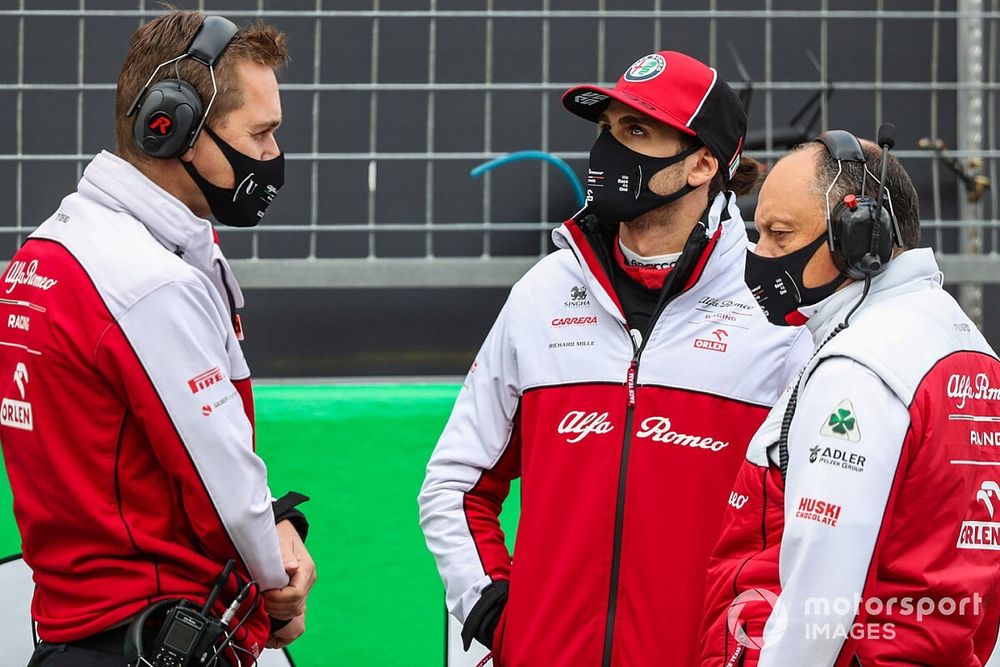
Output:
[815, 126, 903, 280]
[126, 16, 239, 160]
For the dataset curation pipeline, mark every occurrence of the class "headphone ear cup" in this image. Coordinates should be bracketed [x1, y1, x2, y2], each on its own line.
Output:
[132, 79, 203, 160]
[827, 201, 853, 277]
[831, 199, 893, 280]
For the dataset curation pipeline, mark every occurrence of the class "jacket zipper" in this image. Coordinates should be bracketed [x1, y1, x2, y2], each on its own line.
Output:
[601, 350, 639, 667]
[599, 228, 710, 667]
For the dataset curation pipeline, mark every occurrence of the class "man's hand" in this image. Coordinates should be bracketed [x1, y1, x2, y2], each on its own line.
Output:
[263, 519, 317, 620]
[266, 614, 305, 649]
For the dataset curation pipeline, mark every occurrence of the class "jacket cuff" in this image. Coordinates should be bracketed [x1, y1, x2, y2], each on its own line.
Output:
[461, 579, 509, 651]
[272, 491, 310, 541]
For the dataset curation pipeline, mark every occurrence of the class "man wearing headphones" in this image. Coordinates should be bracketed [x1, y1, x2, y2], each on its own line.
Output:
[0, 11, 314, 665]
[699, 132, 1000, 666]
[420, 51, 810, 666]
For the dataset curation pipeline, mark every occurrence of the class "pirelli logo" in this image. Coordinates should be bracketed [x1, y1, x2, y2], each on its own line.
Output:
[188, 367, 225, 394]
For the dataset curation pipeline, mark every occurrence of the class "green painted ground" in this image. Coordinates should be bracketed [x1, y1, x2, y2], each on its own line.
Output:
[0, 383, 521, 666]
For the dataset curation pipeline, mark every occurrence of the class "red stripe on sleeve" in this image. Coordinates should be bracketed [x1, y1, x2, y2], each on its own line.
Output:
[463, 407, 523, 581]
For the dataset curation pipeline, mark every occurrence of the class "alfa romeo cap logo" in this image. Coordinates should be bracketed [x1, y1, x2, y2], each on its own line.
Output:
[624, 53, 666, 82]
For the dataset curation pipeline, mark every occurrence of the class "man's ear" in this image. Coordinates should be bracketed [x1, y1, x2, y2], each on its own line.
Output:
[686, 147, 718, 188]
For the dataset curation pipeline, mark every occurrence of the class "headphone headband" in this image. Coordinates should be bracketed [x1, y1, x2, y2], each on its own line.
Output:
[187, 16, 238, 67]
[815, 130, 865, 163]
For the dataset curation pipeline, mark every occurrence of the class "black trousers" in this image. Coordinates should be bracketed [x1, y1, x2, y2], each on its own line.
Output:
[27, 643, 125, 667]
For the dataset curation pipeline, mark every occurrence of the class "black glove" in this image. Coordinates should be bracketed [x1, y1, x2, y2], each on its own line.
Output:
[461, 579, 509, 651]
[272, 491, 310, 541]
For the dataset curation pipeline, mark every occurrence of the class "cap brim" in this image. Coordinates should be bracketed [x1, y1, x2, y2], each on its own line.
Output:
[561, 85, 698, 137]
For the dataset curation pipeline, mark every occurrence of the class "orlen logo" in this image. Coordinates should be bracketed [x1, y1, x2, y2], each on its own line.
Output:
[188, 367, 225, 394]
[1, 362, 32, 431]
[551, 316, 598, 328]
[558, 411, 614, 444]
[635, 416, 729, 451]
[948, 373, 1000, 410]
[694, 329, 729, 352]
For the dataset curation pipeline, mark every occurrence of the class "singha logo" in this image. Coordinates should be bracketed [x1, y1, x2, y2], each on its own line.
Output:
[564, 285, 591, 308]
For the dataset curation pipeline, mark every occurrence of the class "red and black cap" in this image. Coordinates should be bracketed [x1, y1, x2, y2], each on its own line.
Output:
[563, 51, 747, 182]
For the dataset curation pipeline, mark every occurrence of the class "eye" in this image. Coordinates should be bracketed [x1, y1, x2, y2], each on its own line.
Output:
[597, 120, 611, 133]
[628, 125, 647, 137]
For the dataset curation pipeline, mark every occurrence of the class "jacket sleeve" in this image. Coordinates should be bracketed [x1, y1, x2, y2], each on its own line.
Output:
[759, 357, 910, 667]
[418, 294, 522, 624]
[95, 279, 288, 591]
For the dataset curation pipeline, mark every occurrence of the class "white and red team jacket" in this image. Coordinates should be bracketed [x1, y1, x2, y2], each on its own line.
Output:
[419, 192, 811, 667]
[0, 151, 287, 659]
[700, 248, 1000, 667]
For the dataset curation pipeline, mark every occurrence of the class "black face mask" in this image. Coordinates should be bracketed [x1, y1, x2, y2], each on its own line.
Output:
[585, 129, 700, 228]
[744, 233, 846, 326]
[182, 126, 285, 228]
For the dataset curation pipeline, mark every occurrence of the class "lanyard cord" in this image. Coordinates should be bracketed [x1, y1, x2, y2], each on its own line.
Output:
[778, 275, 872, 480]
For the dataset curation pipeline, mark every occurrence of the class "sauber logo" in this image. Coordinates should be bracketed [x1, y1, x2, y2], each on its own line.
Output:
[188, 367, 225, 394]
[5, 260, 58, 295]
[948, 373, 1000, 410]
[558, 411, 614, 443]
[1, 362, 32, 431]
[636, 416, 729, 451]
[795, 496, 842, 527]
[958, 481, 1000, 551]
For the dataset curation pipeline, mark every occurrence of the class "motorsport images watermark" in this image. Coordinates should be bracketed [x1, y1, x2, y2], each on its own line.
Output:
[726, 589, 985, 648]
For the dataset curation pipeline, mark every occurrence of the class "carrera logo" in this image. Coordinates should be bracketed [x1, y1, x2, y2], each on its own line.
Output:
[551, 316, 598, 328]
[795, 496, 842, 527]
[558, 411, 614, 444]
[188, 367, 225, 394]
[948, 373, 1000, 410]
[958, 481, 1000, 551]
[635, 416, 729, 452]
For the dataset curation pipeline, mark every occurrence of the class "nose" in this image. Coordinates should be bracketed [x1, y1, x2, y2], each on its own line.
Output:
[753, 235, 780, 258]
[262, 133, 281, 161]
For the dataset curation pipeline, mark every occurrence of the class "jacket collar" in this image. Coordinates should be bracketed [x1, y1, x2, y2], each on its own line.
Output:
[799, 248, 944, 344]
[552, 191, 747, 323]
[76, 151, 244, 310]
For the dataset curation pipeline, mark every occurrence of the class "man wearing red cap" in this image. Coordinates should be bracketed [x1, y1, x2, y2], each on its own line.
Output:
[419, 51, 810, 666]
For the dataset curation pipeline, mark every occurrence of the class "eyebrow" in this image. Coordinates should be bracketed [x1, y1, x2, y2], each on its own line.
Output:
[597, 112, 658, 127]
[252, 119, 282, 131]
